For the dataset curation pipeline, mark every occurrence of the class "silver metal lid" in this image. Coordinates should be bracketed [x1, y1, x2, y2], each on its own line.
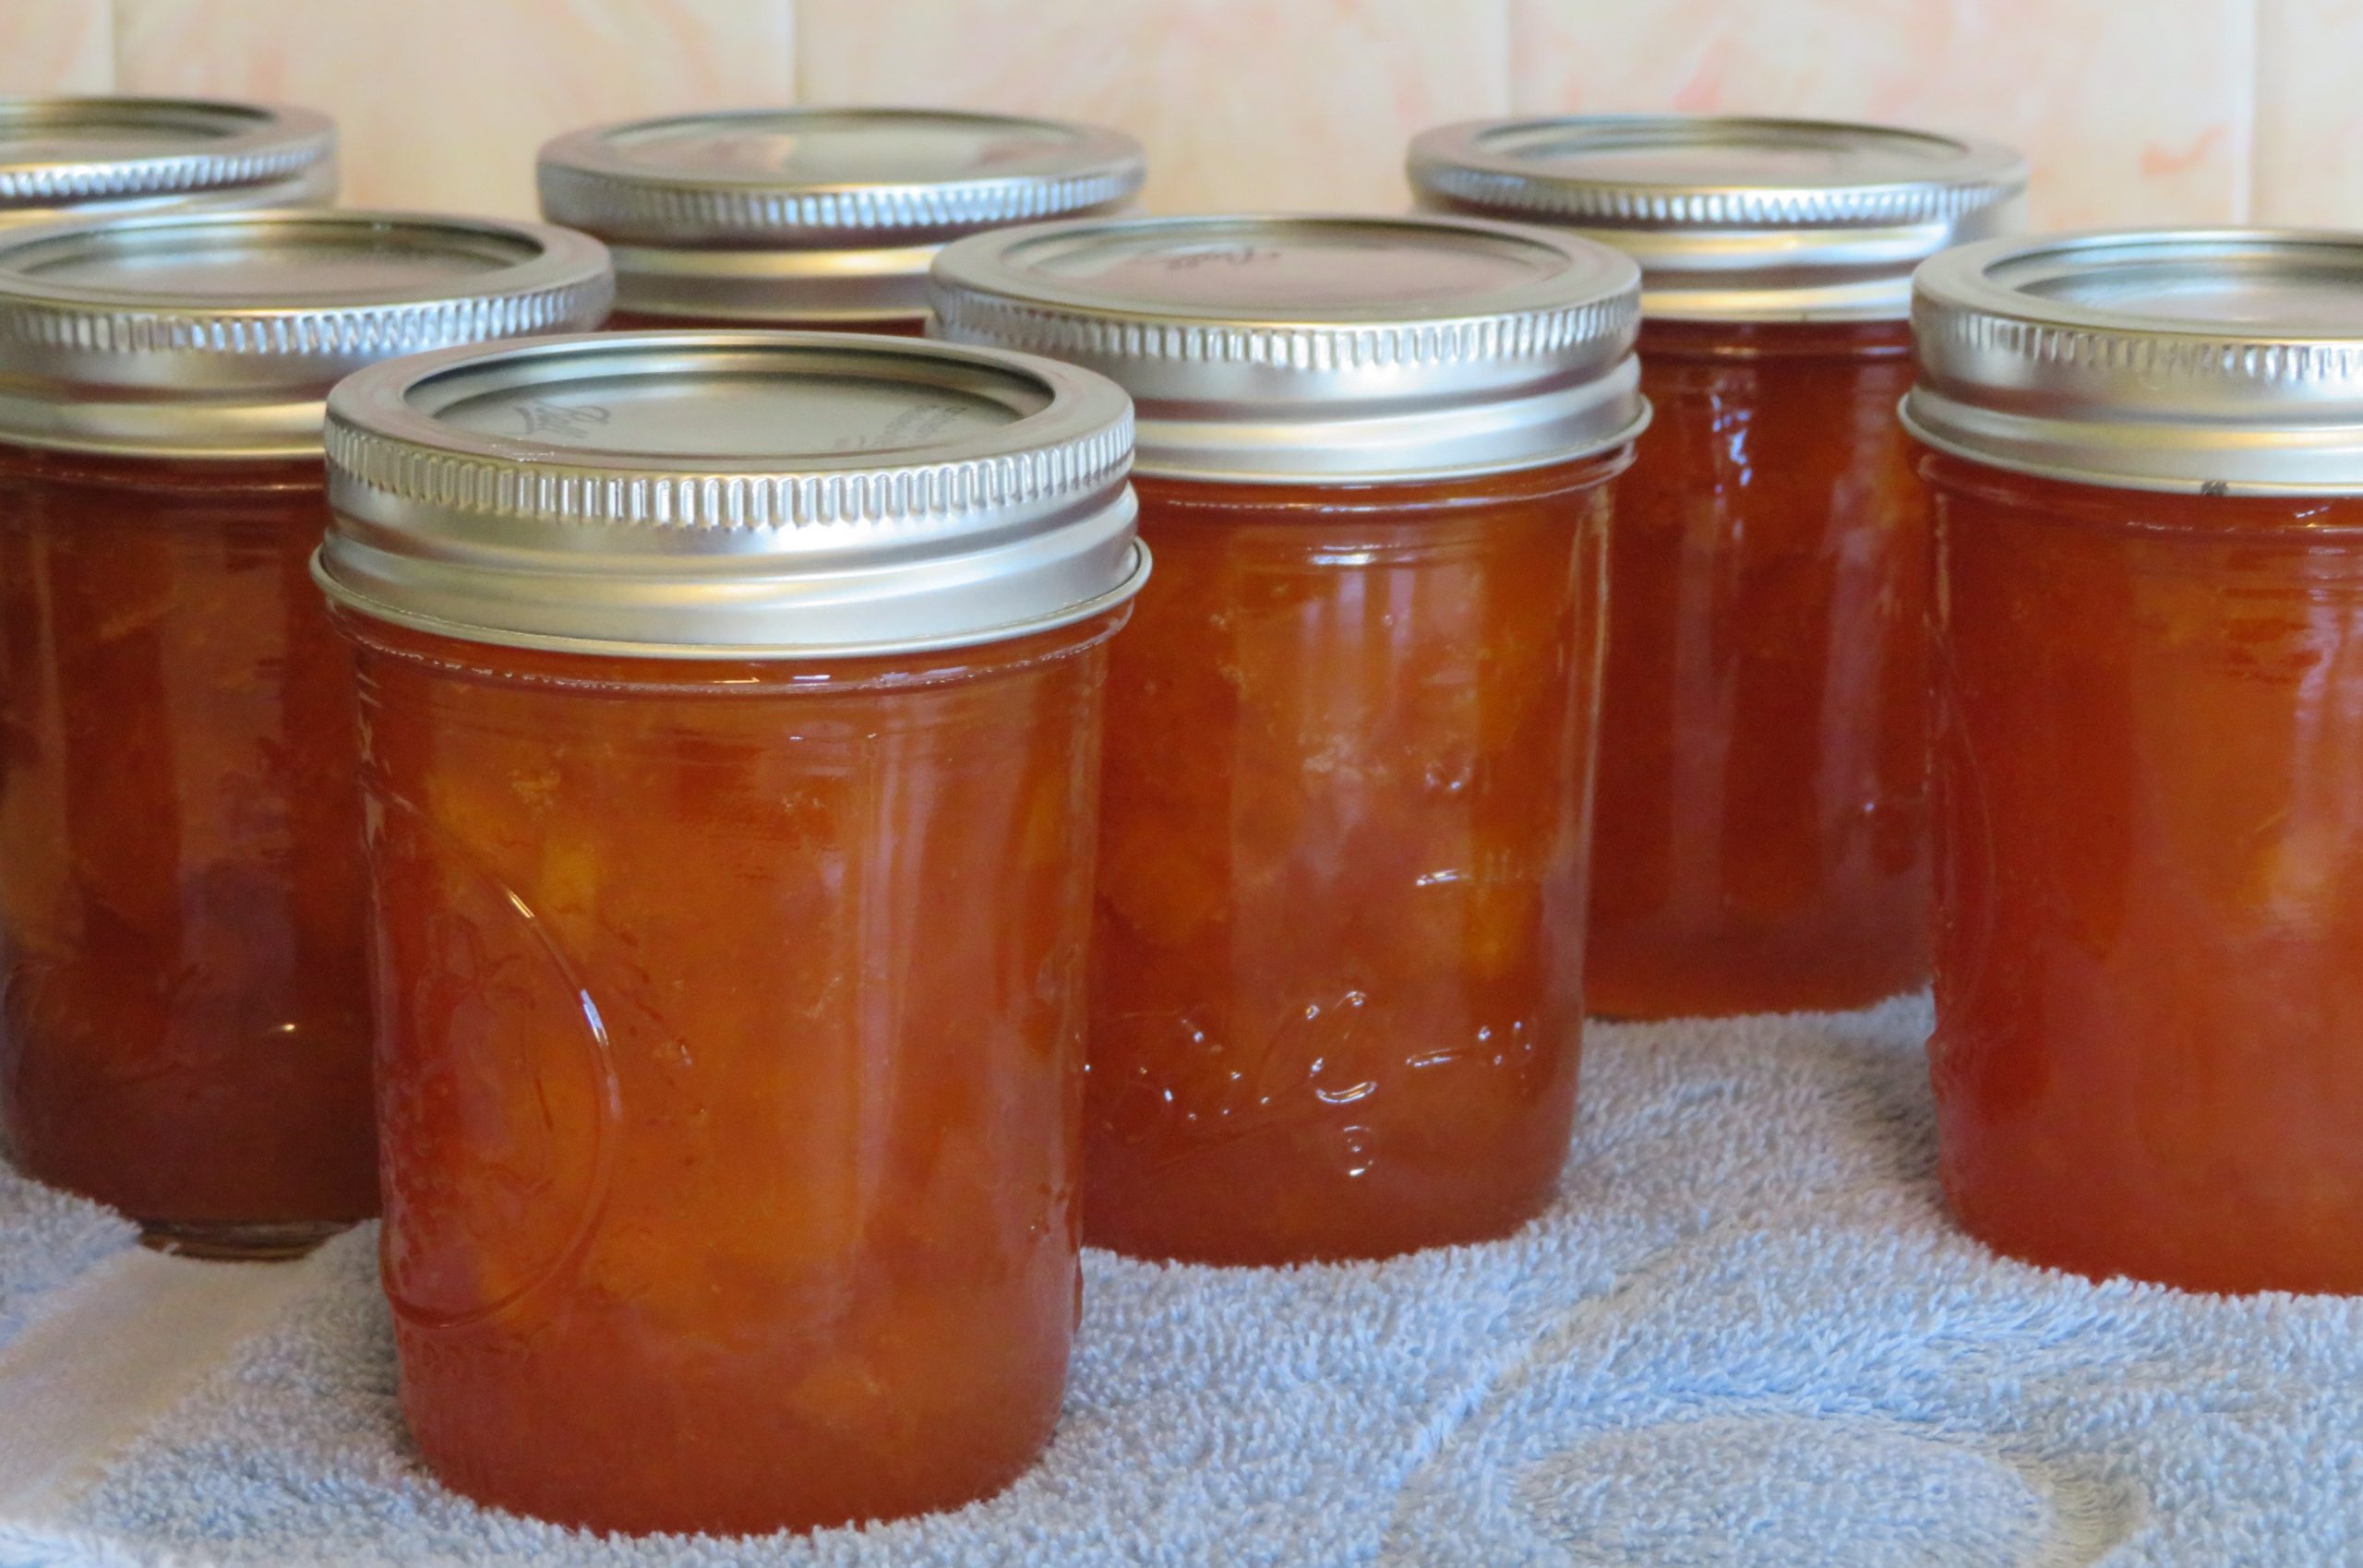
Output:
[0, 209, 614, 459]
[927, 213, 1646, 482]
[1407, 115, 2025, 322]
[0, 96, 336, 225]
[317, 330, 1146, 659]
[1903, 229, 2363, 496]
[537, 107, 1146, 324]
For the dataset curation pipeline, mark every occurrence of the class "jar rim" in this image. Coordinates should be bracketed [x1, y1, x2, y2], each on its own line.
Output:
[929, 212, 1649, 482]
[1408, 114, 2026, 323]
[539, 107, 1146, 322]
[0, 96, 337, 219]
[0, 208, 613, 458]
[317, 329, 1150, 659]
[1906, 228, 2363, 495]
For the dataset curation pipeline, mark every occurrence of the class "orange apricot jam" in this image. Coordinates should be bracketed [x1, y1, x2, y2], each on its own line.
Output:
[0, 209, 608, 1253]
[345, 613, 1117, 1533]
[0, 447, 373, 1248]
[1587, 318, 1931, 1018]
[930, 211, 1647, 1264]
[1407, 113, 2027, 1020]
[1088, 460, 1616, 1263]
[1906, 227, 2363, 1293]
[317, 329, 1141, 1530]
[1923, 454, 2363, 1294]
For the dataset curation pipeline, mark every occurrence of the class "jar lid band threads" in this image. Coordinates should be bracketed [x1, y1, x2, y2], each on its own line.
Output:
[1408, 115, 2026, 322]
[317, 330, 1146, 659]
[0, 97, 336, 221]
[1904, 229, 2363, 496]
[0, 209, 614, 458]
[928, 213, 1648, 483]
[538, 108, 1146, 324]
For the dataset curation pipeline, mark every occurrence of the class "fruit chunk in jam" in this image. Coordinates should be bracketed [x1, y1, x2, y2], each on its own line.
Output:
[1925, 450, 2363, 1294]
[0, 445, 374, 1249]
[1086, 456, 1617, 1265]
[1589, 318, 1931, 1020]
[348, 611, 1115, 1535]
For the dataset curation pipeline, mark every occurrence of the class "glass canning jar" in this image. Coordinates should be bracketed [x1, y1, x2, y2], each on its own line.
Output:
[538, 107, 1144, 332]
[1904, 229, 2363, 1295]
[0, 210, 611, 1254]
[1411, 115, 2026, 1018]
[0, 95, 335, 227]
[315, 331, 1145, 1532]
[932, 214, 1646, 1264]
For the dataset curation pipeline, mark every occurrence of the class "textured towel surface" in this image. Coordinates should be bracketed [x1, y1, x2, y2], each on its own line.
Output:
[0, 1167, 134, 1350]
[3, 999, 2359, 1567]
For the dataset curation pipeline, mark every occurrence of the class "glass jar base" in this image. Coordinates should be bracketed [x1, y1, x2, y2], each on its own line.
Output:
[1086, 1181, 1559, 1267]
[1943, 1178, 2363, 1298]
[138, 1218, 353, 1262]
[406, 1375, 1054, 1535]
[1586, 942, 1926, 1022]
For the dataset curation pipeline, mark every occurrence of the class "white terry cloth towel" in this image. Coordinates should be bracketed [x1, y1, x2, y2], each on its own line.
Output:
[4, 999, 2360, 1567]
[0, 1167, 134, 1348]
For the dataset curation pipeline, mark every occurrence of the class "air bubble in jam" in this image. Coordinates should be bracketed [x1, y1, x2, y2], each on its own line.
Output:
[1085, 457, 1615, 1265]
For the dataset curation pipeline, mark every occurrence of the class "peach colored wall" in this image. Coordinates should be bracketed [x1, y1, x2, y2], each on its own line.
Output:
[3, 0, 2356, 228]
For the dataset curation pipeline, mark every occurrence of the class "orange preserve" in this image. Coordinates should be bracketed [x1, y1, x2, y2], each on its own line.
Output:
[1411, 115, 2026, 1017]
[0, 95, 334, 228]
[1905, 230, 2363, 1295]
[316, 331, 1146, 1532]
[932, 214, 1647, 1263]
[539, 108, 1144, 333]
[0, 211, 610, 1255]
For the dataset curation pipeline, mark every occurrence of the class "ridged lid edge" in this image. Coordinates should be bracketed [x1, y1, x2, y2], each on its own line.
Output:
[927, 285, 1640, 376]
[316, 330, 1149, 658]
[1905, 227, 2363, 495]
[1405, 115, 2027, 230]
[323, 396, 1136, 533]
[0, 99, 336, 206]
[538, 109, 1146, 245]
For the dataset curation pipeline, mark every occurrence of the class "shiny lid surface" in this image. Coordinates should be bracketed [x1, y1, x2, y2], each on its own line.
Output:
[1408, 115, 2025, 321]
[0, 209, 614, 458]
[538, 107, 1146, 323]
[1904, 229, 2363, 495]
[318, 330, 1146, 658]
[0, 96, 335, 223]
[928, 213, 1646, 481]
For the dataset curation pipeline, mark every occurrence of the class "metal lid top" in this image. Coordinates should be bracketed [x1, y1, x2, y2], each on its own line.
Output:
[1903, 229, 2363, 496]
[0, 209, 613, 459]
[0, 96, 336, 224]
[317, 330, 1146, 659]
[537, 107, 1146, 323]
[1407, 115, 2026, 322]
[928, 213, 1646, 482]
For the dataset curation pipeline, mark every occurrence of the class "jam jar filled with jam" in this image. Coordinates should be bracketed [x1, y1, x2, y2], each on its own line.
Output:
[1411, 116, 2025, 1018]
[0, 211, 610, 1253]
[932, 215, 1646, 1264]
[1905, 231, 2363, 1295]
[538, 107, 1144, 333]
[1, 95, 334, 227]
[315, 332, 1145, 1532]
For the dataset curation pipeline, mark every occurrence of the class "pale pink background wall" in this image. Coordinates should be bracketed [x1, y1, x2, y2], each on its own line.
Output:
[4, 0, 2357, 230]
